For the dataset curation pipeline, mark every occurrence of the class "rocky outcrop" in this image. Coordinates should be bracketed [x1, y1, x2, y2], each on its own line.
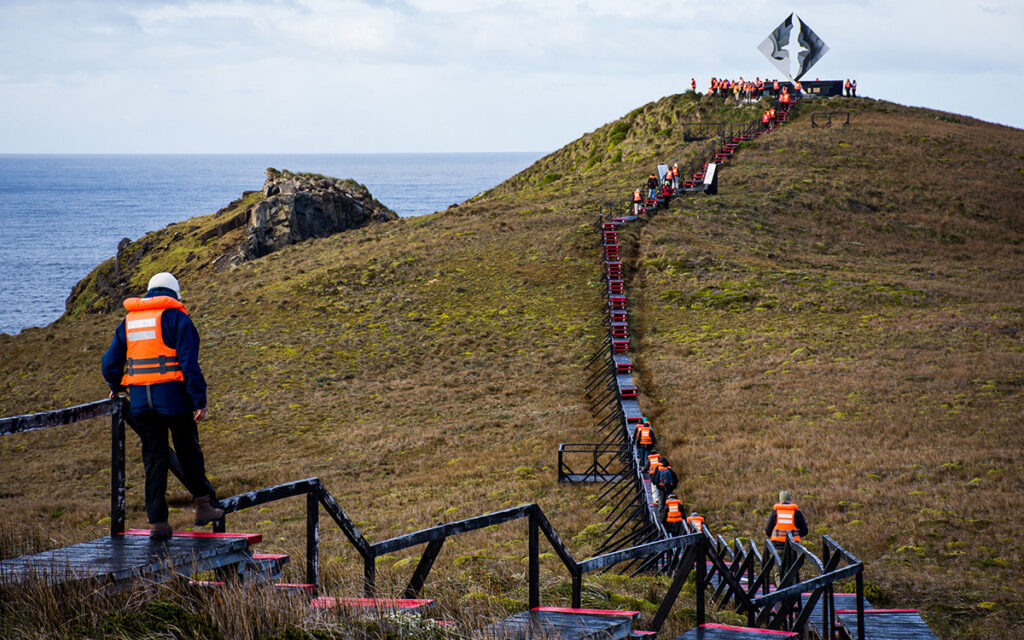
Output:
[63, 168, 396, 317]
[243, 169, 397, 260]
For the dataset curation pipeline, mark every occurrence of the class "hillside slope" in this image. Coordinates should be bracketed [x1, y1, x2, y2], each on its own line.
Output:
[1, 93, 1023, 638]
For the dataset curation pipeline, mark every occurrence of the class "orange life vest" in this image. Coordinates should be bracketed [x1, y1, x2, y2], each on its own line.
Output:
[687, 515, 704, 532]
[771, 503, 800, 543]
[762, 113, 770, 123]
[691, 79, 696, 90]
[634, 189, 642, 202]
[851, 81, 857, 89]
[794, 82, 802, 91]
[637, 424, 653, 445]
[647, 454, 662, 474]
[665, 499, 683, 523]
[773, 80, 779, 90]
[120, 296, 189, 386]
[845, 80, 851, 89]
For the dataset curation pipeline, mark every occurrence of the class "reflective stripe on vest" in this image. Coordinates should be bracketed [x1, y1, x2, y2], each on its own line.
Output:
[771, 502, 800, 542]
[665, 500, 683, 522]
[121, 296, 189, 386]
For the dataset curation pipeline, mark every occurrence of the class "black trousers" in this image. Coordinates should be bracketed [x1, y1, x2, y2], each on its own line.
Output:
[128, 410, 216, 524]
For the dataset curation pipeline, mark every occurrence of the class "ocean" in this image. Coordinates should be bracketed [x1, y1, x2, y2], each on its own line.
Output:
[0, 153, 543, 335]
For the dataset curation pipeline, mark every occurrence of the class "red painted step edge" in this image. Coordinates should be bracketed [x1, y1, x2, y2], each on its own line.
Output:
[699, 623, 797, 636]
[123, 529, 262, 545]
[532, 606, 639, 617]
[252, 553, 289, 560]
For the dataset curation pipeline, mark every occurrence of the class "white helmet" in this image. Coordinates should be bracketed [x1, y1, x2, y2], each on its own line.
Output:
[147, 272, 181, 299]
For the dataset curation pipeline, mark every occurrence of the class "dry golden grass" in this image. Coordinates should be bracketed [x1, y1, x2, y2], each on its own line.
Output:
[1, 94, 1022, 638]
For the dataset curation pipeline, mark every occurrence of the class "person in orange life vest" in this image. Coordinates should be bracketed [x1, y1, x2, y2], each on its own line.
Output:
[102, 272, 223, 538]
[691, 77, 697, 92]
[646, 453, 664, 505]
[765, 490, 808, 550]
[844, 79, 851, 97]
[633, 188, 644, 215]
[793, 81, 802, 93]
[772, 79, 780, 95]
[661, 494, 685, 535]
[654, 461, 678, 504]
[634, 420, 656, 458]
[851, 79, 857, 97]
[647, 173, 659, 200]
[671, 163, 680, 189]
[762, 111, 771, 131]
[687, 512, 705, 533]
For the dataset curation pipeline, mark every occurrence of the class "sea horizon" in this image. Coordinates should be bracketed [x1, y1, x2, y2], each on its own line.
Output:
[0, 151, 546, 335]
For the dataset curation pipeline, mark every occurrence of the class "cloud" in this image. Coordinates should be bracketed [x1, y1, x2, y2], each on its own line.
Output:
[0, 0, 1021, 153]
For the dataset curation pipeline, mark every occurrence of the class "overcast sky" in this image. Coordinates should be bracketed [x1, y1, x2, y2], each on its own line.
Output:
[2, 0, 1021, 153]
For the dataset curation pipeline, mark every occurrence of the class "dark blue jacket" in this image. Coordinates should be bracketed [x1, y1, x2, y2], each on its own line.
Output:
[101, 289, 207, 415]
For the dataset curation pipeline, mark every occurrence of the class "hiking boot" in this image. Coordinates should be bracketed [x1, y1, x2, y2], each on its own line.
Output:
[194, 495, 224, 526]
[150, 522, 173, 539]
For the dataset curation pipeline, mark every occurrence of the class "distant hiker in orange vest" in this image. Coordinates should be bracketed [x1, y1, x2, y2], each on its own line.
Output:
[671, 163, 680, 189]
[662, 494, 684, 535]
[687, 512, 705, 533]
[844, 79, 851, 97]
[647, 173, 659, 200]
[654, 461, 678, 504]
[773, 79, 780, 95]
[691, 77, 697, 92]
[646, 453, 664, 505]
[102, 272, 223, 538]
[633, 188, 643, 215]
[765, 491, 808, 551]
[851, 79, 857, 97]
[634, 420, 656, 458]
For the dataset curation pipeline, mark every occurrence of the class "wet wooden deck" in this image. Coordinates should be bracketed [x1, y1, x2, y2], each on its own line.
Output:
[0, 529, 260, 586]
[480, 607, 638, 640]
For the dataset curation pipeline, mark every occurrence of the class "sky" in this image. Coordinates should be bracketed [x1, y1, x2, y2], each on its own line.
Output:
[1, 0, 1022, 153]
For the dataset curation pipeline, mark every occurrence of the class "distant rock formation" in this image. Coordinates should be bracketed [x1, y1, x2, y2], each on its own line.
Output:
[243, 168, 397, 261]
[63, 168, 396, 317]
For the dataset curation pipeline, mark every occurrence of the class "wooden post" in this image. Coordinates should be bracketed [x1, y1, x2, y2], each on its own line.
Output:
[571, 572, 582, 608]
[528, 510, 540, 609]
[855, 568, 865, 640]
[364, 553, 377, 597]
[404, 537, 445, 599]
[696, 536, 706, 625]
[307, 491, 319, 588]
[109, 401, 125, 536]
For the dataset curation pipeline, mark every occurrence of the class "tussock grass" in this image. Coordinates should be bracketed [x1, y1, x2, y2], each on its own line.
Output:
[1, 94, 1023, 638]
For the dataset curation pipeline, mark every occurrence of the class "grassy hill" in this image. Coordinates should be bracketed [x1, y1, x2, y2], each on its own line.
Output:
[1, 92, 1022, 639]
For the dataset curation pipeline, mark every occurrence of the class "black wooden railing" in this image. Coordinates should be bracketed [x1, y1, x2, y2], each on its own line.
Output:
[557, 442, 628, 483]
[0, 397, 128, 537]
[811, 111, 851, 128]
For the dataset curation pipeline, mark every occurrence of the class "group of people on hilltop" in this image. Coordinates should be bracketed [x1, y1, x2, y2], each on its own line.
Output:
[707, 76, 788, 100]
[844, 79, 858, 97]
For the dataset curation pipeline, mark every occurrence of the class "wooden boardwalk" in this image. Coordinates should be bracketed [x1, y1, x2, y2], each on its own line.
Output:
[836, 609, 938, 640]
[0, 530, 260, 586]
[479, 607, 638, 640]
